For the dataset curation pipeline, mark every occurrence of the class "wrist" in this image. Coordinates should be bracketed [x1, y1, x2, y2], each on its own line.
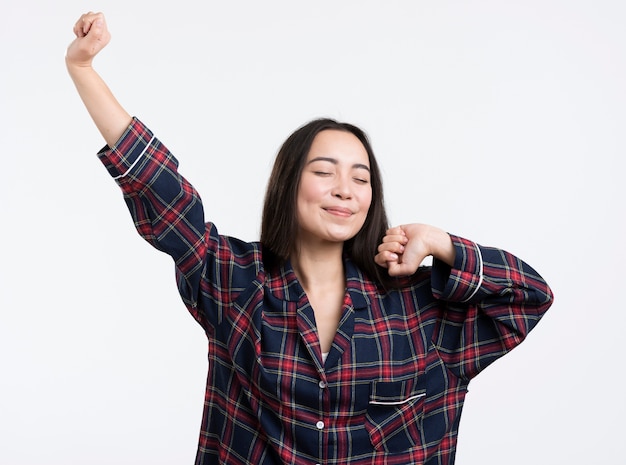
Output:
[65, 58, 92, 73]
[65, 49, 99, 77]
[428, 227, 455, 267]
[403, 223, 455, 267]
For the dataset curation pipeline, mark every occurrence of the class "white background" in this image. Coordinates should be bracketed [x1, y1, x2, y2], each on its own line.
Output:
[1, 1, 624, 464]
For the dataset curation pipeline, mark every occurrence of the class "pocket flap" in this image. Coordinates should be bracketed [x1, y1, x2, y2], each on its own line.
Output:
[369, 378, 425, 406]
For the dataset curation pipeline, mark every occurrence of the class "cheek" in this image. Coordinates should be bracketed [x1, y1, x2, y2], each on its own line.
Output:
[361, 190, 373, 212]
[296, 184, 319, 220]
[298, 179, 326, 204]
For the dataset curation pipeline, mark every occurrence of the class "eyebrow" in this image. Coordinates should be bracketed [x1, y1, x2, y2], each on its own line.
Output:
[307, 156, 370, 172]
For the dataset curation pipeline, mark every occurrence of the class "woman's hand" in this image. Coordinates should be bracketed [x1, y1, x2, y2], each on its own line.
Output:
[66, 12, 110, 68]
[375, 224, 456, 276]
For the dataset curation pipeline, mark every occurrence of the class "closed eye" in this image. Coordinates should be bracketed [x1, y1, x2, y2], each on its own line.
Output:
[313, 171, 333, 177]
[353, 177, 369, 184]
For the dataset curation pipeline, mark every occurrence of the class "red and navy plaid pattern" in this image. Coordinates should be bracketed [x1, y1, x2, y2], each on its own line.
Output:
[98, 118, 553, 465]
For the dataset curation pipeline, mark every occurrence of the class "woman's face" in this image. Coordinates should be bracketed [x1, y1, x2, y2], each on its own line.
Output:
[296, 129, 373, 247]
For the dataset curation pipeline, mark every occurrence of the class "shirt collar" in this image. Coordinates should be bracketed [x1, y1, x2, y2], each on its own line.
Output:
[265, 255, 379, 310]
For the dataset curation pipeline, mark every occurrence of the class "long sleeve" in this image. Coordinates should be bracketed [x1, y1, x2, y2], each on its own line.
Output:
[429, 234, 553, 381]
[96, 118, 262, 328]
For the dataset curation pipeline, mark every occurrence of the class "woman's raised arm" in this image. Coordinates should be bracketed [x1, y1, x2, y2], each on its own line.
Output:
[66, 12, 132, 147]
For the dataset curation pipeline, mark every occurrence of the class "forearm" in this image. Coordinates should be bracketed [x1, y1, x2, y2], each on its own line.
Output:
[66, 12, 132, 147]
[67, 62, 131, 147]
[432, 236, 553, 379]
[433, 236, 553, 313]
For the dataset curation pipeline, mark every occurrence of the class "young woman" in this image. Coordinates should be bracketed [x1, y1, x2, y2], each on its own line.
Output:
[67, 12, 553, 465]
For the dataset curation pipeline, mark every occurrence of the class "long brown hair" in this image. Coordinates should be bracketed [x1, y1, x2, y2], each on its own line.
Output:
[261, 118, 393, 287]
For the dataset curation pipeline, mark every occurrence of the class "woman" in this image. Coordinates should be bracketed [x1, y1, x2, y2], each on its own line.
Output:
[66, 12, 553, 465]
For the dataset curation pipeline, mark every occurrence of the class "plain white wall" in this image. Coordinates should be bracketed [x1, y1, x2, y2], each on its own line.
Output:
[1, 1, 624, 463]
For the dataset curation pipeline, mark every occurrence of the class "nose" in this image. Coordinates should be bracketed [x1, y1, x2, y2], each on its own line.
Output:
[331, 175, 352, 199]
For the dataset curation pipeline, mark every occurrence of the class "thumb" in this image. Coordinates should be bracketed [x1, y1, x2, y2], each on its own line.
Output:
[386, 261, 416, 277]
[387, 248, 426, 277]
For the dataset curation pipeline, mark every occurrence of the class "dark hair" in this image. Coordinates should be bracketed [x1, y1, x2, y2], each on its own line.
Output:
[261, 118, 393, 287]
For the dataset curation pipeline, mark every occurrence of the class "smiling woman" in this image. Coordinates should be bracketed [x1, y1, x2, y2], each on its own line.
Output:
[66, 11, 553, 465]
[260, 118, 389, 286]
[296, 130, 373, 248]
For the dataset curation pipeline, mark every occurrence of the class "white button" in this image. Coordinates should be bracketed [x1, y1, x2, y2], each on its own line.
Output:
[316, 421, 325, 430]
[319, 380, 327, 389]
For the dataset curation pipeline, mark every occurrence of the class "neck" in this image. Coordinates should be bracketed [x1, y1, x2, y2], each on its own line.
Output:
[291, 241, 345, 291]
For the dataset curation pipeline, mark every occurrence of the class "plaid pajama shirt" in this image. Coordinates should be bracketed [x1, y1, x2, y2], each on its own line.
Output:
[98, 118, 553, 465]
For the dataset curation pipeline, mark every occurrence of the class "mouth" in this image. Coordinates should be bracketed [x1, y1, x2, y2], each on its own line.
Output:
[323, 207, 353, 217]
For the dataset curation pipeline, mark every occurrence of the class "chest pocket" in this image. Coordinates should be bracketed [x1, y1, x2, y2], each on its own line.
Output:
[365, 378, 426, 453]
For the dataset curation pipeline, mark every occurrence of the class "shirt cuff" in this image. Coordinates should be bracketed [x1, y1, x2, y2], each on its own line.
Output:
[97, 117, 155, 179]
[431, 234, 484, 303]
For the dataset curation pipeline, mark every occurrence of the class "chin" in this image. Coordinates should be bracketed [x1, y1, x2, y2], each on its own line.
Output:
[325, 230, 360, 244]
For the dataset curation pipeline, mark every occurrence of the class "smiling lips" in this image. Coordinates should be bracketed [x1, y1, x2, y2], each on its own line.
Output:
[324, 206, 353, 217]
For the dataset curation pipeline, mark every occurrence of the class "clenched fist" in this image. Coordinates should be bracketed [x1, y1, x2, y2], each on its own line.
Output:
[66, 12, 111, 68]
